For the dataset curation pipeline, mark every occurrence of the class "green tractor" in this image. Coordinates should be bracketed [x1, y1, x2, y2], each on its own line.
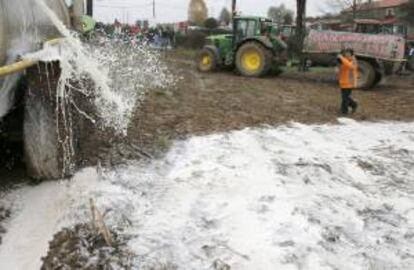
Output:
[197, 16, 288, 77]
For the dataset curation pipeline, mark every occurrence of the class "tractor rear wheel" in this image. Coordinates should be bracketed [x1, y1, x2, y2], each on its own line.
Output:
[373, 71, 382, 86]
[236, 42, 271, 77]
[408, 56, 414, 71]
[197, 48, 217, 72]
[357, 60, 376, 90]
[24, 62, 77, 180]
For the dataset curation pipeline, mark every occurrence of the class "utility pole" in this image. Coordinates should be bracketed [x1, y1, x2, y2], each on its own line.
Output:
[86, 0, 93, 17]
[153, 0, 156, 18]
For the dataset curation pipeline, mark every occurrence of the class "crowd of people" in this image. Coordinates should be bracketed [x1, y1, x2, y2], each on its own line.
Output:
[95, 20, 176, 49]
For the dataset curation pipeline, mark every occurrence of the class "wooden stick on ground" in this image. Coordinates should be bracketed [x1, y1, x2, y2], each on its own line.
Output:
[89, 198, 114, 246]
[89, 198, 97, 230]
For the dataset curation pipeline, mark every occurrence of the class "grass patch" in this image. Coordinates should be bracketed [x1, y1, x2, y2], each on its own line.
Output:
[155, 134, 172, 152]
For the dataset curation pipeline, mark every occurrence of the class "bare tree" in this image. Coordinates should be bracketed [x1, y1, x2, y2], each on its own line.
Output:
[402, 0, 414, 25]
[188, 0, 208, 26]
[218, 7, 231, 26]
[326, 0, 365, 20]
[284, 12, 294, 25]
[268, 4, 294, 25]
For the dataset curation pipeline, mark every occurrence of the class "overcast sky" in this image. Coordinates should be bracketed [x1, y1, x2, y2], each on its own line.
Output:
[93, 0, 333, 24]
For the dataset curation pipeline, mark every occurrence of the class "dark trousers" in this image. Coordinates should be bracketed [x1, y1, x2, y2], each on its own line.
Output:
[341, 89, 357, 114]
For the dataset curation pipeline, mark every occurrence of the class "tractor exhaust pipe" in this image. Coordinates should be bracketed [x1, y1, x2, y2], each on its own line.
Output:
[231, 0, 237, 47]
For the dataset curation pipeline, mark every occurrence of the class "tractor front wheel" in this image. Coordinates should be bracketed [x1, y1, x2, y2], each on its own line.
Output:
[236, 42, 271, 77]
[197, 48, 217, 72]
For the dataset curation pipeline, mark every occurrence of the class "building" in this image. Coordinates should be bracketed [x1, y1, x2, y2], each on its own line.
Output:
[174, 21, 189, 34]
[342, 0, 409, 20]
[307, 18, 345, 31]
[341, 0, 414, 41]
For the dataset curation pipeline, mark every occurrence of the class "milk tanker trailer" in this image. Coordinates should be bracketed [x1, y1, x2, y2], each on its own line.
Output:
[0, 0, 95, 180]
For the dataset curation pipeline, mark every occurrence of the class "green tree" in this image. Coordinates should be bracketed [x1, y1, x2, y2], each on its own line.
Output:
[188, 0, 208, 26]
[218, 7, 231, 26]
[205, 17, 219, 29]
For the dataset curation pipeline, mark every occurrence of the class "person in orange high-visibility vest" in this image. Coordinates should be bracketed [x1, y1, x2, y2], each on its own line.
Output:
[337, 48, 358, 114]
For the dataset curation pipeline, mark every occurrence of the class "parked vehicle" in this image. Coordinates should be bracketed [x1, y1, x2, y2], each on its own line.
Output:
[303, 30, 407, 89]
[197, 16, 288, 77]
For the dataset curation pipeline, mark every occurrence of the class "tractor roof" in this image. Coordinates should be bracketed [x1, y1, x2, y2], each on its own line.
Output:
[234, 16, 272, 22]
[206, 34, 233, 40]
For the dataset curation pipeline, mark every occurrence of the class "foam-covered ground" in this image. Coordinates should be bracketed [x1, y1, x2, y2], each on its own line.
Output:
[1, 119, 414, 270]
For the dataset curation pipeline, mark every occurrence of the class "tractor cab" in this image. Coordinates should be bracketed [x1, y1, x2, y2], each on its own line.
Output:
[198, 16, 288, 77]
[233, 17, 272, 43]
[232, 16, 286, 49]
[354, 19, 407, 37]
[277, 25, 297, 42]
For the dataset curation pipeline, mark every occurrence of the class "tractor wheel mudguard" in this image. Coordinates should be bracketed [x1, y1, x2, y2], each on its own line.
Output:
[237, 37, 273, 52]
[204, 45, 222, 66]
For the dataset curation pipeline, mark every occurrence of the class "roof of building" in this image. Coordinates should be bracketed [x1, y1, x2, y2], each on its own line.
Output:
[309, 19, 342, 25]
[343, 0, 409, 12]
[354, 18, 382, 24]
[381, 17, 399, 24]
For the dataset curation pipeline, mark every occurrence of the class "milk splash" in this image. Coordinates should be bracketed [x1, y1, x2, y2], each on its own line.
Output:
[19, 0, 176, 175]
[26, 0, 176, 134]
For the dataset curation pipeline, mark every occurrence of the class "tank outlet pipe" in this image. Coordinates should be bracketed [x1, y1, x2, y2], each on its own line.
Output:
[0, 39, 64, 79]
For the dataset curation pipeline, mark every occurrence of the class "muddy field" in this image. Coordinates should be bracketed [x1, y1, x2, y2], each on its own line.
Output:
[125, 52, 414, 155]
[1, 51, 414, 269]
[2, 119, 414, 269]
[2, 51, 414, 177]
